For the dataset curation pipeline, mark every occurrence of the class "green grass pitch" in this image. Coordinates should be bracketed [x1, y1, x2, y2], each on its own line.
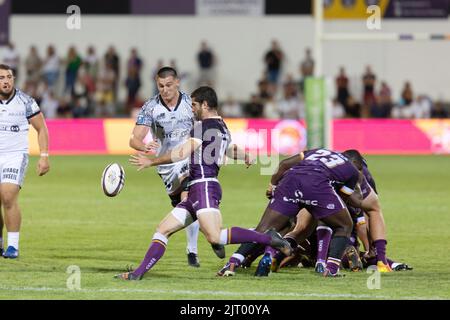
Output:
[0, 155, 449, 300]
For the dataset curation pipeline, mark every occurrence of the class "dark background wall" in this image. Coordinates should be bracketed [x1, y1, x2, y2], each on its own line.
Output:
[11, 0, 311, 15]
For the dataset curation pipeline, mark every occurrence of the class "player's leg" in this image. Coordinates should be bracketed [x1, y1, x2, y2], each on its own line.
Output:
[217, 206, 292, 276]
[271, 209, 316, 271]
[0, 183, 21, 258]
[361, 189, 391, 271]
[0, 202, 3, 255]
[314, 223, 333, 273]
[170, 187, 201, 267]
[116, 208, 189, 280]
[197, 210, 291, 255]
[234, 207, 291, 265]
[319, 208, 353, 277]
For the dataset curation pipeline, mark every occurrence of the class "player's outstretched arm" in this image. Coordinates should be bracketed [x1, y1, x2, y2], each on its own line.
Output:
[226, 144, 255, 168]
[130, 138, 201, 170]
[29, 113, 50, 176]
[129, 125, 159, 153]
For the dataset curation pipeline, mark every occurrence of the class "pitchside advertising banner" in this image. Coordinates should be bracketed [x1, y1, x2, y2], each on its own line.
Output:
[27, 119, 450, 155]
[0, 0, 10, 46]
[324, 0, 449, 19]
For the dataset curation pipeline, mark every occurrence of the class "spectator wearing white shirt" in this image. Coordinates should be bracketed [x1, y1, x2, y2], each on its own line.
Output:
[42, 45, 60, 89]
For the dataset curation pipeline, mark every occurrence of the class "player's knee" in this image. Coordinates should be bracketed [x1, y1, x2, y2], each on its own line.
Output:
[204, 232, 220, 245]
[0, 194, 16, 210]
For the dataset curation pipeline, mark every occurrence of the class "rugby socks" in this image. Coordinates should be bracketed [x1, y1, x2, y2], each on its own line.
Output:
[219, 227, 271, 245]
[185, 220, 199, 254]
[325, 236, 349, 275]
[132, 233, 168, 277]
[229, 253, 245, 267]
[316, 226, 333, 265]
[373, 239, 388, 264]
[7, 232, 19, 250]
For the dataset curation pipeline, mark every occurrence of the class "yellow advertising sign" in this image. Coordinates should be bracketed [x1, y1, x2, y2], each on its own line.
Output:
[323, 0, 389, 19]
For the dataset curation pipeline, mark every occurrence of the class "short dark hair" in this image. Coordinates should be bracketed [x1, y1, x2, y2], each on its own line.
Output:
[157, 66, 178, 79]
[191, 86, 218, 110]
[342, 149, 365, 170]
[0, 64, 13, 75]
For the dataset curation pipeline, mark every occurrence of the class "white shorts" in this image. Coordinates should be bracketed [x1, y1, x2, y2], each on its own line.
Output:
[0, 153, 29, 187]
[158, 160, 189, 195]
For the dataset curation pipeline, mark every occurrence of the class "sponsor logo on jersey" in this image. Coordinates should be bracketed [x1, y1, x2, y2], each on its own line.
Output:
[8, 112, 25, 117]
[283, 190, 318, 206]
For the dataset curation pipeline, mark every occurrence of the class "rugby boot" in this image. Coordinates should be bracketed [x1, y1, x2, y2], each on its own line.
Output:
[254, 253, 272, 277]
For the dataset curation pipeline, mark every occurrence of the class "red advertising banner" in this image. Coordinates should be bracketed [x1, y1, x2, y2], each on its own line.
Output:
[28, 119, 450, 155]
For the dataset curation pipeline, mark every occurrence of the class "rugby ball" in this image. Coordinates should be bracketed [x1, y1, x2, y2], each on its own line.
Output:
[101, 163, 125, 197]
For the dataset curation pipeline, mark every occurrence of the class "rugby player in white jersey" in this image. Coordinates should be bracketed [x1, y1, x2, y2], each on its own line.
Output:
[0, 64, 50, 258]
[129, 67, 224, 267]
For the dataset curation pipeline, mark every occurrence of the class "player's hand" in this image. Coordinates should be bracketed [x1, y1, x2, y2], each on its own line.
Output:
[266, 183, 276, 199]
[37, 156, 50, 176]
[129, 152, 154, 171]
[144, 141, 160, 153]
[244, 153, 256, 168]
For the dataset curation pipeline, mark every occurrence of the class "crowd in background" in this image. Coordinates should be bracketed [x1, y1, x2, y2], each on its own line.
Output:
[2, 41, 449, 120]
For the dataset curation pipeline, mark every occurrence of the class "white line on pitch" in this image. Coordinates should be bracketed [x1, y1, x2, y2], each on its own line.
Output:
[0, 285, 444, 300]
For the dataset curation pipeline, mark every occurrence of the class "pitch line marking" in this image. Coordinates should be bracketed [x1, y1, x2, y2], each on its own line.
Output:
[0, 285, 445, 300]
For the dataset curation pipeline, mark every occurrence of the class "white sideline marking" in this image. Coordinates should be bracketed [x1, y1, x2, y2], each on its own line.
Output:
[0, 285, 444, 300]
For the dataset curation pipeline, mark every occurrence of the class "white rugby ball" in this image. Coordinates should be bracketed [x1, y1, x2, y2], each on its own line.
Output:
[101, 163, 125, 197]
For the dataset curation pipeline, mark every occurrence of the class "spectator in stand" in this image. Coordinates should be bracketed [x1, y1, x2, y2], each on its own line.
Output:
[2, 42, 20, 79]
[430, 101, 449, 118]
[332, 99, 345, 119]
[345, 96, 361, 118]
[362, 65, 376, 107]
[400, 81, 414, 106]
[257, 76, 273, 101]
[125, 65, 142, 116]
[95, 61, 116, 117]
[299, 47, 315, 93]
[127, 48, 143, 75]
[84, 46, 99, 86]
[411, 95, 432, 119]
[64, 46, 82, 94]
[220, 95, 243, 118]
[336, 67, 350, 109]
[72, 64, 91, 117]
[104, 46, 120, 102]
[197, 41, 215, 86]
[264, 40, 284, 86]
[370, 81, 392, 118]
[264, 96, 279, 119]
[278, 74, 304, 119]
[42, 45, 60, 89]
[57, 94, 73, 118]
[40, 88, 59, 119]
[244, 94, 264, 118]
[24, 46, 42, 86]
